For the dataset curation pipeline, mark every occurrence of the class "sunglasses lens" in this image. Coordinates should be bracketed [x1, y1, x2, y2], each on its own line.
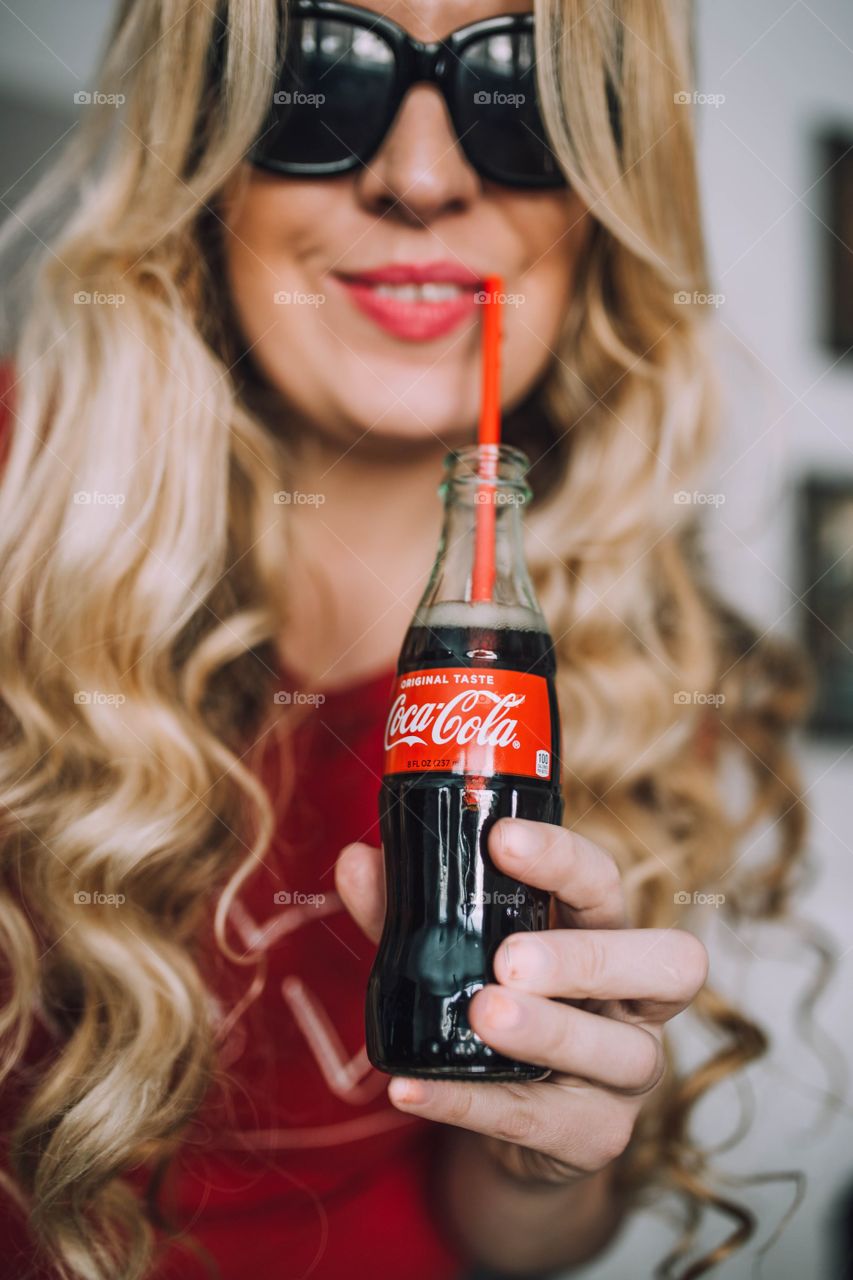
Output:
[454, 30, 564, 186]
[254, 17, 396, 170]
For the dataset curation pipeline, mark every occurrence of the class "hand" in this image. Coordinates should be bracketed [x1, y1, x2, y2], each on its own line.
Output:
[335, 817, 708, 1185]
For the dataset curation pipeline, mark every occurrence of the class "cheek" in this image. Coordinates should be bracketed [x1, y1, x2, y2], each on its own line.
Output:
[223, 185, 320, 333]
[221, 180, 347, 419]
[501, 194, 591, 402]
[499, 286, 565, 409]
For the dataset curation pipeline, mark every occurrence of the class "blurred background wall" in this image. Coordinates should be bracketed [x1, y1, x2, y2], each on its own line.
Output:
[0, 1, 851, 1277]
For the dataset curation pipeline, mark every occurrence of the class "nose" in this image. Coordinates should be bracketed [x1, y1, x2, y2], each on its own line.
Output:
[354, 85, 480, 225]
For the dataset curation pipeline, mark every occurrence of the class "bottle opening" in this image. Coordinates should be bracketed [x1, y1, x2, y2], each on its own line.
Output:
[442, 444, 532, 503]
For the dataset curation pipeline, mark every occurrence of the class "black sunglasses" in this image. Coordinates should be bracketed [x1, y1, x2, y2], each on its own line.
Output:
[248, 0, 567, 188]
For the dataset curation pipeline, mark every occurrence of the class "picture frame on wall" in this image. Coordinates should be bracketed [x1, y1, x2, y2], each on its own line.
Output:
[821, 130, 853, 356]
[800, 476, 853, 734]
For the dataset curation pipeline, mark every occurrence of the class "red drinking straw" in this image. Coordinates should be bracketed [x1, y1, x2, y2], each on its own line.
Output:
[471, 274, 503, 603]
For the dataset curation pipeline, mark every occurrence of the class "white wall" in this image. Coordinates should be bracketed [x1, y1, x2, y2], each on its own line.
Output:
[0, 0, 114, 108]
[0, 1, 851, 1277]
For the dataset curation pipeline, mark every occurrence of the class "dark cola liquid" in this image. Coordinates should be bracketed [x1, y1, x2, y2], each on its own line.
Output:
[366, 613, 563, 1081]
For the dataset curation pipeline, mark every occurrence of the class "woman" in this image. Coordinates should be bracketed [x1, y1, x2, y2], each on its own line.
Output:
[0, 1, 808, 1278]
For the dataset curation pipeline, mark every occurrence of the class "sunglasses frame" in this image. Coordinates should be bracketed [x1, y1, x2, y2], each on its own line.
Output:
[250, 0, 567, 188]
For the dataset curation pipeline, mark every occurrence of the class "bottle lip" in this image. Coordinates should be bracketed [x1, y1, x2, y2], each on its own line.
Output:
[441, 444, 532, 497]
[444, 443, 530, 471]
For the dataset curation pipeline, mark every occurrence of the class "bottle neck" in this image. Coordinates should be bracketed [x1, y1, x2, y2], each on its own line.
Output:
[414, 445, 545, 624]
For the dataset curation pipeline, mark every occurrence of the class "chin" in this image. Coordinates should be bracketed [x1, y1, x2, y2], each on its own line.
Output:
[320, 408, 472, 453]
[336, 382, 479, 449]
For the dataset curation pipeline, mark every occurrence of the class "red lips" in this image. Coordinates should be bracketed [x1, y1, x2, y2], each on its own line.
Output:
[333, 260, 484, 341]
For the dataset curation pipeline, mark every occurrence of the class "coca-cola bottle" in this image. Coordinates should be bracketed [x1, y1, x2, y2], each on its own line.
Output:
[366, 443, 563, 1081]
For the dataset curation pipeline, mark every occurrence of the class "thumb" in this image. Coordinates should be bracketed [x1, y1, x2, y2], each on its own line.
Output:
[334, 842, 386, 944]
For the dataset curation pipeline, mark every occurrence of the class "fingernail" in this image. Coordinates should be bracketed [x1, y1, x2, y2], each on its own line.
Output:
[389, 1078, 430, 1106]
[499, 936, 552, 983]
[480, 987, 523, 1029]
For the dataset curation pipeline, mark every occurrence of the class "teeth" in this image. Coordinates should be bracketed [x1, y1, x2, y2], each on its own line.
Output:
[421, 282, 463, 301]
[371, 282, 464, 301]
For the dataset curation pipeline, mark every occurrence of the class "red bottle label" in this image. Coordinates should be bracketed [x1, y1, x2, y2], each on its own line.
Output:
[383, 666, 553, 780]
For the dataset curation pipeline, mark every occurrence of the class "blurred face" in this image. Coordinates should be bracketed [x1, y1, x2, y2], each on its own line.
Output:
[222, 0, 591, 450]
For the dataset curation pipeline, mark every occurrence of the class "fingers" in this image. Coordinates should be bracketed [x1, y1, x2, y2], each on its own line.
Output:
[472, 986, 666, 1093]
[489, 819, 626, 928]
[334, 842, 385, 943]
[467, 986, 666, 1094]
[387, 1074, 637, 1174]
[493, 927, 708, 1020]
